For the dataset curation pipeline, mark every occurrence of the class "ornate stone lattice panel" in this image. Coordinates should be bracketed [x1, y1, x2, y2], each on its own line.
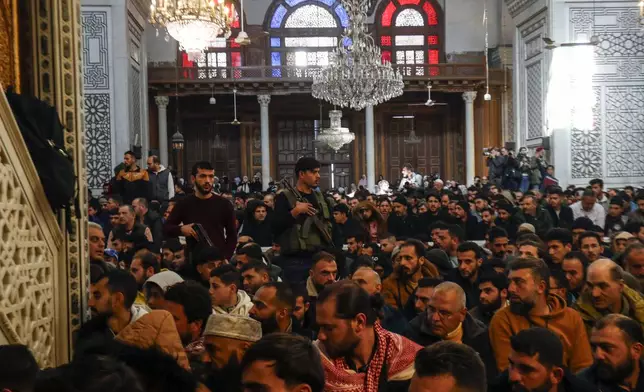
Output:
[569, 6, 644, 183]
[571, 87, 602, 179]
[526, 62, 542, 139]
[605, 86, 644, 177]
[84, 93, 113, 188]
[0, 145, 56, 367]
[82, 9, 113, 193]
[129, 67, 142, 143]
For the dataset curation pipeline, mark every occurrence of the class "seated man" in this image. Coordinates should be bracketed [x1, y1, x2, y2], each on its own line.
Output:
[579, 314, 644, 391]
[489, 257, 593, 373]
[573, 258, 644, 335]
[241, 333, 325, 392]
[492, 327, 597, 392]
[351, 266, 407, 334]
[469, 271, 508, 326]
[163, 280, 213, 373]
[129, 251, 160, 308]
[410, 341, 486, 392]
[209, 264, 253, 316]
[404, 282, 497, 380]
[202, 313, 262, 391]
[143, 270, 184, 310]
[241, 261, 272, 296]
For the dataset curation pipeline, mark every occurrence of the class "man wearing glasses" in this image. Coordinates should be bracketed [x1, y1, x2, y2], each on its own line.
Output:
[403, 281, 498, 380]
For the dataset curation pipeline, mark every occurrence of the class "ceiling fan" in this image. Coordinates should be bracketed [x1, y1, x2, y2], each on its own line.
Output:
[408, 85, 448, 107]
[542, 36, 599, 50]
[215, 88, 256, 126]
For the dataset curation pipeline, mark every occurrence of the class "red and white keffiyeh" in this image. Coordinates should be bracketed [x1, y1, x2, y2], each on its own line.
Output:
[315, 322, 421, 392]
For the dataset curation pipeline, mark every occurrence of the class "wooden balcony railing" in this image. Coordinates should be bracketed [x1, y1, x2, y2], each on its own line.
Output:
[148, 63, 505, 84]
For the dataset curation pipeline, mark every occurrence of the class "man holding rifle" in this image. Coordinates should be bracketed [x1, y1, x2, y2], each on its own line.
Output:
[164, 161, 237, 260]
[273, 157, 334, 283]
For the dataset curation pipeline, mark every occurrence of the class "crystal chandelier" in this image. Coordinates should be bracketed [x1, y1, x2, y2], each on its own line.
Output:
[150, 0, 232, 61]
[311, 0, 404, 110]
[317, 110, 355, 151]
[404, 130, 421, 144]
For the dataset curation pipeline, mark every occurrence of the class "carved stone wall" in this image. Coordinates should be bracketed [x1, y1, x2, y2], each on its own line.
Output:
[82, 8, 114, 193]
[565, 5, 644, 185]
[0, 90, 64, 367]
[29, 0, 88, 353]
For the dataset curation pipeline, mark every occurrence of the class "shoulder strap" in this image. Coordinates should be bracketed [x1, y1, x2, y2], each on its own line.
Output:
[282, 189, 297, 209]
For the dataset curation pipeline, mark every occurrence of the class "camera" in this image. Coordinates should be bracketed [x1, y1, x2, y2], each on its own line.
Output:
[482, 147, 491, 157]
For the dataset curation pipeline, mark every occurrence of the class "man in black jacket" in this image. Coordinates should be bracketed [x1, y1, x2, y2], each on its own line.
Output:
[388, 196, 420, 239]
[452, 201, 485, 241]
[404, 282, 497, 380]
[445, 241, 484, 308]
[491, 327, 597, 392]
[578, 314, 644, 392]
[133, 197, 163, 249]
[546, 187, 574, 230]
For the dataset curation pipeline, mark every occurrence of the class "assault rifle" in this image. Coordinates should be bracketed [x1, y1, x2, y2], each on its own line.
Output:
[280, 178, 335, 248]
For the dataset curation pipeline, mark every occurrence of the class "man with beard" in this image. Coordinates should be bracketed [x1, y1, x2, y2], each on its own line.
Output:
[487, 227, 510, 260]
[113, 150, 152, 204]
[446, 241, 484, 308]
[409, 341, 486, 392]
[202, 313, 262, 392]
[624, 243, 644, 289]
[161, 239, 181, 270]
[544, 228, 573, 265]
[109, 205, 153, 249]
[78, 269, 190, 370]
[249, 282, 297, 335]
[489, 257, 593, 373]
[492, 327, 597, 392]
[164, 161, 237, 260]
[304, 251, 338, 332]
[520, 195, 554, 238]
[579, 314, 644, 391]
[573, 259, 644, 335]
[241, 333, 325, 392]
[470, 271, 508, 325]
[315, 281, 421, 392]
[382, 239, 440, 310]
[387, 196, 420, 239]
[404, 282, 497, 380]
[434, 224, 465, 268]
[452, 201, 485, 241]
[129, 251, 159, 307]
[241, 261, 272, 296]
[272, 157, 333, 283]
[163, 281, 212, 374]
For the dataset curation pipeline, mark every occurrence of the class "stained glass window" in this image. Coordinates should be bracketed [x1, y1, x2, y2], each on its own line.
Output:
[285, 37, 337, 47]
[267, 0, 344, 72]
[394, 35, 424, 46]
[285, 5, 337, 28]
[395, 8, 424, 26]
[377, 0, 442, 72]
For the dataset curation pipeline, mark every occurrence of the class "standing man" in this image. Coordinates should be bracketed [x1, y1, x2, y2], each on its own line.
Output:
[590, 178, 609, 211]
[272, 157, 333, 283]
[398, 164, 423, 191]
[146, 155, 174, 208]
[164, 161, 237, 259]
[529, 147, 547, 190]
[132, 197, 163, 249]
[114, 150, 152, 204]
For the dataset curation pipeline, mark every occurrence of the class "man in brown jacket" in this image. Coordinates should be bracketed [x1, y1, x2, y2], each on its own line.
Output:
[489, 257, 593, 373]
[80, 268, 190, 370]
[382, 239, 439, 310]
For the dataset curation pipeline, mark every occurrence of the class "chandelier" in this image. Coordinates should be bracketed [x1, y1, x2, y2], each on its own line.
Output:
[311, 0, 404, 110]
[317, 110, 355, 151]
[404, 130, 421, 144]
[150, 0, 232, 61]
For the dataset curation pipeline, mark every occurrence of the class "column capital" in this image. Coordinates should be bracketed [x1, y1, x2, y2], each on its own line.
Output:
[258, 94, 271, 107]
[462, 91, 477, 103]
[154, 95, 170, 108]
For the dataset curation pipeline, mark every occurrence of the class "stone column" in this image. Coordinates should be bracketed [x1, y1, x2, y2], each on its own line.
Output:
[154, 96, 170, 166]
[462, 91, 477, 186]
[365, 105, 375, 192]
[258, 95, 271, 190]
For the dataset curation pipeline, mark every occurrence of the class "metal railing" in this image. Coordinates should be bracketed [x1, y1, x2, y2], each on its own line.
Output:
[148, 63, 503, 83]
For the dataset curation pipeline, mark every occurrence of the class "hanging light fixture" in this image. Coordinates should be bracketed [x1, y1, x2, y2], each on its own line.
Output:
[171, 130, 185, 151]
[483, 0, 491, 101]
[311, 0, 404, 110]
[150, 0, 233, 61]
[316, 110, 355, 151]
[403, 117, 421, 144]
[212, 134, 226, 149]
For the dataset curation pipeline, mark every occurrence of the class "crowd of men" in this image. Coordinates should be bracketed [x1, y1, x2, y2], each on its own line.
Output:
[4, 152, 644, 392]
